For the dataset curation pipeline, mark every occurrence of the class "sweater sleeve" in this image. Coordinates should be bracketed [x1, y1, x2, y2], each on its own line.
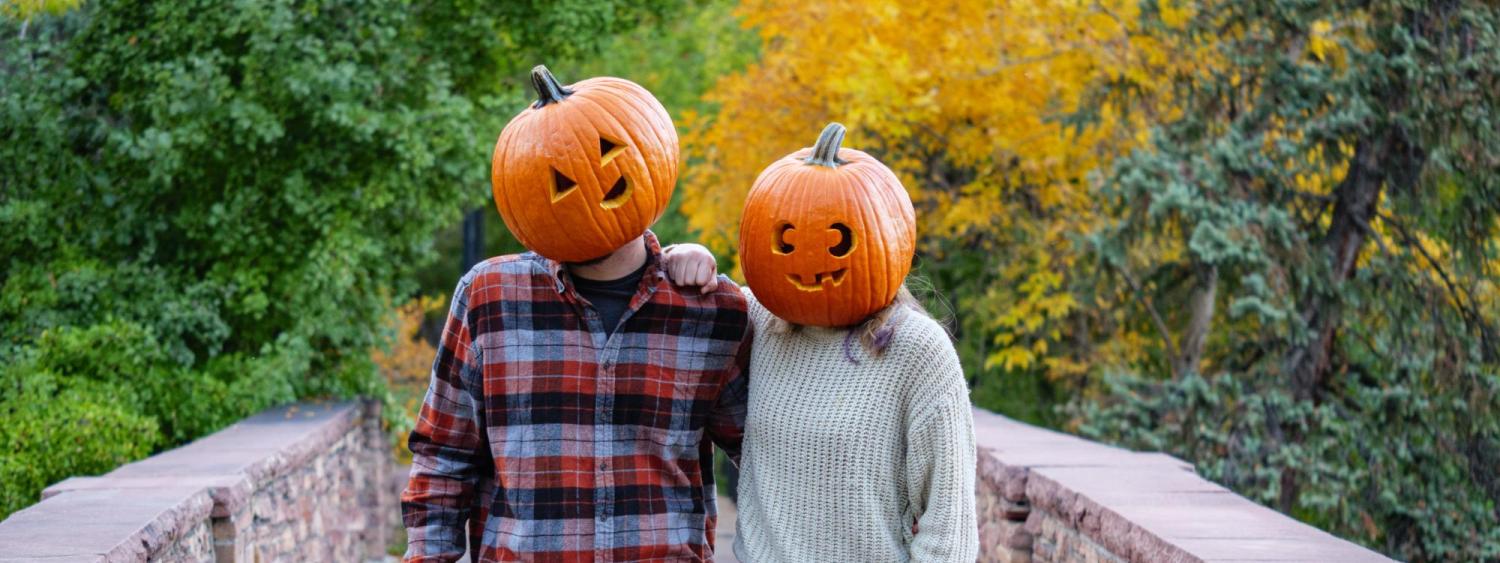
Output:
[740, 286, 771, 330]
[903, 336, 979, 563]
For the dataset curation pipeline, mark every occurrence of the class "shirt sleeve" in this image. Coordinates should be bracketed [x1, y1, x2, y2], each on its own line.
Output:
[707, 314, 752, 466]
[401, 274, 487, 563]
[904, 337, 980, 563]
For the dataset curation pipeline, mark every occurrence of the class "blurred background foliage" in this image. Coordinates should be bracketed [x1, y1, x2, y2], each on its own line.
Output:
[2, 0, 1497, 560]
[682, 0, 1499, 559]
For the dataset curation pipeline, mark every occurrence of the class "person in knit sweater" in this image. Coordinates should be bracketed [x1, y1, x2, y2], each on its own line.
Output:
[663, 247, 978, 563]
[666, 121, 978, 561]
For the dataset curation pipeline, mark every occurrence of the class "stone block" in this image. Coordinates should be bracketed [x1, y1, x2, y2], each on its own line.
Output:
[969, 407, 1393, 562]
[0, 486, 212, 562]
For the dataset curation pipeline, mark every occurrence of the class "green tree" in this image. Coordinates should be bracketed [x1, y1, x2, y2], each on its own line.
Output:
[0, 0, 677, 519]
[1072, 1, 1500, 559]
[415, 0, 759, 296]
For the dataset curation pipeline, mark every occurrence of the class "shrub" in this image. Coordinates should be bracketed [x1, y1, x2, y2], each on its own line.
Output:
[0, 341, 160, 517]
[0, 0, 679, 519]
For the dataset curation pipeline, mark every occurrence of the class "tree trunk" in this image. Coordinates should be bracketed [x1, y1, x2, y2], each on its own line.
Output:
[1283, 134, 1393, 402]
[1172, 264, 1218, 378]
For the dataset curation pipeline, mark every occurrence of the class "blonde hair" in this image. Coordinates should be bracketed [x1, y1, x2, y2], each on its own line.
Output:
[769, 284, 940, 361]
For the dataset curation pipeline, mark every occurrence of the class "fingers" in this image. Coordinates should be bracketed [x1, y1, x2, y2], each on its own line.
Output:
[669, 256, 689, 285]
[695, 262, 719, 294]
[659, 244, 722, 293]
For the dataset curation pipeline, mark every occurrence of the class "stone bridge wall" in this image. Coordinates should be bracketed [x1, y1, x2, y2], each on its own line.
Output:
[0, 399, 1395, 562]
[970, 408, 1392, 562]
[0, 400, 390, 562]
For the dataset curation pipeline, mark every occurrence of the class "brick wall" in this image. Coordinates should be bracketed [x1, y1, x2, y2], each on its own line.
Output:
[0, 400, 391, 562]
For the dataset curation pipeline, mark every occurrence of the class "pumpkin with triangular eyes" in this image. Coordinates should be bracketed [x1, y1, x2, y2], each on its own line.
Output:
[739, 123, 917, 328]
[491, 65, 679, 262]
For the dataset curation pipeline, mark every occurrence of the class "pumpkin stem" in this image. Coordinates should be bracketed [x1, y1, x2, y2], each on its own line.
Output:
[530, 65, 574, 109]
[804, 122, 848, 168]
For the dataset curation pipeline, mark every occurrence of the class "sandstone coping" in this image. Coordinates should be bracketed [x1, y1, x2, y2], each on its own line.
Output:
[0, 400, 380, 562]
[0, 486, 212, 562]
[972, 408, 1393, 562]
[44, 401, 362, 518]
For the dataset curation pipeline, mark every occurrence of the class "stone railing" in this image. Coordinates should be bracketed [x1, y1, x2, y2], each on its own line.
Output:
[0, 398, 1395, 562]
[0, 400, 391, 562]
[971, 408, 1392, 562]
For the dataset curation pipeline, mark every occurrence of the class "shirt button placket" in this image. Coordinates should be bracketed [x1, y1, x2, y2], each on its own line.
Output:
[595, 347, 616, 559]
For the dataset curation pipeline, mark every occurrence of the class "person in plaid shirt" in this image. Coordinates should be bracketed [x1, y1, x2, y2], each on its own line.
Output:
[401, 231, 750, 562]
[402, 67, 750, 562]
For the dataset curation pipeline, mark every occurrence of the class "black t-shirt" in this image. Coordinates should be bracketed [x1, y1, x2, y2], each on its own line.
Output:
[571, 261, 649, 336]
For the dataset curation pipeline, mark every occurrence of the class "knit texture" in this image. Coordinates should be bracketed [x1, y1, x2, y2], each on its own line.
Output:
[732, 289, 978, 563]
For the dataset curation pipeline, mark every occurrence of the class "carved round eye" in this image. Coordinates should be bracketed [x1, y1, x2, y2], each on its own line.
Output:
[774, 223, 796, 254]
[829, 223, 853, 257]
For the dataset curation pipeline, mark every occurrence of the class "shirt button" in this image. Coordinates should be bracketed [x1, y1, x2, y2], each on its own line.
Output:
[600, 461, 609, 470]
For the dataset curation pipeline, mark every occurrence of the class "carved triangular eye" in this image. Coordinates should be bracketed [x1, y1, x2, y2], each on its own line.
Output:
[599, 137, 625, 166]
[551, 167, 578, 202]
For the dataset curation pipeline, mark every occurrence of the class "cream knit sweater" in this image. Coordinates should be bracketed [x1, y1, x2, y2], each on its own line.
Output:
[732, 290, 978, 563]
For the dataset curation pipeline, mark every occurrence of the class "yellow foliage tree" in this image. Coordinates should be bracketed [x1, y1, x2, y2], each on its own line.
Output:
[681, 0, 1199, 388]
[371, 295, 443, 462]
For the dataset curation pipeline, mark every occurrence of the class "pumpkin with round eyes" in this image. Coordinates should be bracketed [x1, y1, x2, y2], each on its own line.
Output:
[739, 122, 916, 327]
[491, 65, 679, 262]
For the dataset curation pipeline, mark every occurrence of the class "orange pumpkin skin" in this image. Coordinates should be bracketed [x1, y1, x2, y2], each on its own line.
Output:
[491, 66, 679, 263]
[739, 123, 916, 327]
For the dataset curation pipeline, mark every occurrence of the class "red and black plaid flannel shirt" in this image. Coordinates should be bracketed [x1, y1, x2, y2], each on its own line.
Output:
[401, 232, 751, 562]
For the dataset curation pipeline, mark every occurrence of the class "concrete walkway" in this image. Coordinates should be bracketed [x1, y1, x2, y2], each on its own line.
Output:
[714, 496, 739, 563]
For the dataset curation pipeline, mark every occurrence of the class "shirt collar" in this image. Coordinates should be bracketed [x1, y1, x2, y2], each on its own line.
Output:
[543, 230, 666, 296]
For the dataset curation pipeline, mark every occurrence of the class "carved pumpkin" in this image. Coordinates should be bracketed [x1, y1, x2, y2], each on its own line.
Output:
[491, 65, 679, 262]
[739, 123, 916, 327]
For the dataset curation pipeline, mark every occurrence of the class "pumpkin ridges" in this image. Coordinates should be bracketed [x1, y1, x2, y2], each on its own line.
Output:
[514, 111, 602, 259]
[492, 69, 677, 262]
[800, 164, 838, 325]
[839, 169, 884, 319]
[573, 77, 678, 232]
[569, 94, 660, 237]
[577, 81, 677, 256]
[554, 101, 631, 247]
[739, 123, 914, 327]
[828, 168, 864, 325]
[585, 78, 679, 156]
[740, 160, 790, 294]
[582, 79, 679, 196]
[573, 77, 677, 165]
[497, 112, 555, 254]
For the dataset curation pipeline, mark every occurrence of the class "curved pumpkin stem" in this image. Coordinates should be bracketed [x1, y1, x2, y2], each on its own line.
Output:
[531, 65, 574, 109]
[804, 122, 848, 168]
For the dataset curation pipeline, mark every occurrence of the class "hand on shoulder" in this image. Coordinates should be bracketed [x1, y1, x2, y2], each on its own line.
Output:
[661, 243, 721, 295]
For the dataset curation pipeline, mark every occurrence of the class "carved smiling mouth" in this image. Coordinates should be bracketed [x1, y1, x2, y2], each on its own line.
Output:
[786, 268, 848, 291]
